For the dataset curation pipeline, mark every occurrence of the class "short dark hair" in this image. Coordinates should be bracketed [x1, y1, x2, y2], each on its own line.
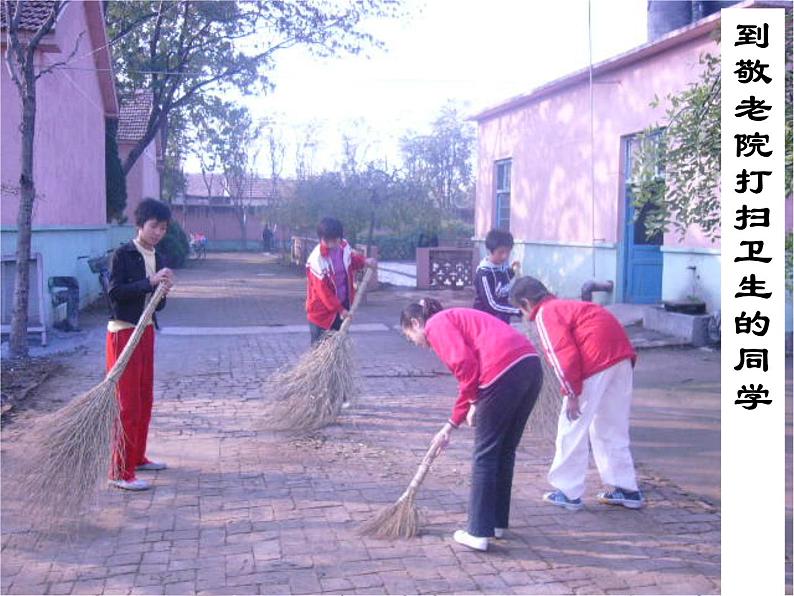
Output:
[485, 229, 514, 252]
[400, 298, 444, 328]
[317, 217, 343, 241]
[134, 198, 171, 227]
[510, 276, 551, 308]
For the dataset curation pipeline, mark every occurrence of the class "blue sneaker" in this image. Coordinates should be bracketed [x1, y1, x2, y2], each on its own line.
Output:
[542, 490, 584, 511]
[597, 487, 645, 509]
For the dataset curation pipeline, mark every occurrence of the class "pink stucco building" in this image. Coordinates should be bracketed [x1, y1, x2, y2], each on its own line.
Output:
[1, 1, 117, 227]
[117, 90, 163, 222]
[1, 1, 133, 327]
[472, 2, 785, 313]
[172, 174, 293, 250]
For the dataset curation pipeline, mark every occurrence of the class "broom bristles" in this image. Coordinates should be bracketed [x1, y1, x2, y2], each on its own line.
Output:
[524, 326, 563, 442]
[12, 378, 123, 529]
[357, 490, 420, 539]
[261, 330, 358, 434]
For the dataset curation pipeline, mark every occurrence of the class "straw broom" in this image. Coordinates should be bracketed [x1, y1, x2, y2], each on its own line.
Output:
[358, 442, 440, 539]
[262, 267, 375, 434]
[15, 283, 169, 527]
[523, 323, 564, 442]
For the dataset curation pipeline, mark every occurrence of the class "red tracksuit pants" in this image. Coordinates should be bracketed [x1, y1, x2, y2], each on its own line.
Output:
[107, 325, 155, 481]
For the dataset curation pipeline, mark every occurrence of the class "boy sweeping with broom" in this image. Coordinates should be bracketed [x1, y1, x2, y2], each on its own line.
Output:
[107, 198, 174, 491]
[306, 217, 376, 346]
[510, 276, 644, 510]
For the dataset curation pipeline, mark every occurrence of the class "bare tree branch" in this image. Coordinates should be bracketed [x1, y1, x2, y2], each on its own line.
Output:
[35, 30, 84, 79]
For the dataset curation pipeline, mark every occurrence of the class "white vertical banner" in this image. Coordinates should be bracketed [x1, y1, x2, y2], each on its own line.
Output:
[721, 7, 785, 595]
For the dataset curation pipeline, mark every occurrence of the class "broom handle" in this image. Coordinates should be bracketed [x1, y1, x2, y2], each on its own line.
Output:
[339, 267, 375, 334]
[106, 283, 169, 383]
[398, 443, 440, 501]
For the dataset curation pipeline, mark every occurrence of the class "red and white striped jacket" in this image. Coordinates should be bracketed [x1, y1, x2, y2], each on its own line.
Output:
[529, 296, 636, 398]
[425, 308, 538, 426]
[305, 240, 366, 329]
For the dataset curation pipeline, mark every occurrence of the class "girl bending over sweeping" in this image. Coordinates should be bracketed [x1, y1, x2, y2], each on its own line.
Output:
[401, 299, 542, 551]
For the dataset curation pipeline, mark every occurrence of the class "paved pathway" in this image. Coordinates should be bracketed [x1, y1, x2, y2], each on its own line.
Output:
[1, 253, 720, 595]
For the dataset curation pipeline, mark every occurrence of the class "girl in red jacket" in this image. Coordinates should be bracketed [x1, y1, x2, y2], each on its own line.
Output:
[401, 299, 542, 551]
[305, 217, 376, 345]
[510, 276, 644, 510]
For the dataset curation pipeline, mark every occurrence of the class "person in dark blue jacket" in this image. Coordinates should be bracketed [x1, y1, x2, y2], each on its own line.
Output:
[473, 229, 521, 323]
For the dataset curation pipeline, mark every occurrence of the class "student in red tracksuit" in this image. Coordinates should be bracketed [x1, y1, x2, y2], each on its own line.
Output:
[401, 300, 542, 551]
[107, 199, 174, 491]
[305, 217, 376, 346]
[510, 276, 644, 510]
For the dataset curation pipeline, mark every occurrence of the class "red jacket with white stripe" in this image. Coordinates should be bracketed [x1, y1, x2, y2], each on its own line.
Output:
[530, 296, 636, 398]
[306, 240, 366, 329]
[425, 308, 538, 426]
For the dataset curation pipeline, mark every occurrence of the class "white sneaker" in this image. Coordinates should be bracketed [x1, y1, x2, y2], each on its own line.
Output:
[109, 478, 151, 491]
[453, 530, 488, 551]
[136, 460, 167, 471]
[494, 528, 506, 539]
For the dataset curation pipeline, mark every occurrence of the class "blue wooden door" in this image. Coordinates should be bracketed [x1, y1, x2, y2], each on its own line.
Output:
[623, 137, 663, 304]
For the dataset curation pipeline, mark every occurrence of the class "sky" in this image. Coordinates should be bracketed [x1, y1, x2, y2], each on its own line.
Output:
[186, 0, 648, 176]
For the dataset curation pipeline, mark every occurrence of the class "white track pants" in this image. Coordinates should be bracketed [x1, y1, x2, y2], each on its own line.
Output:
[547, 359, 638, 499]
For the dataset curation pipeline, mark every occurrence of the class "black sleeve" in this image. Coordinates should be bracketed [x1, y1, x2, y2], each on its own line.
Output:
[108, 249, 153, 302]
[479, 269, 520, 316]
[474, 268, 490, 309]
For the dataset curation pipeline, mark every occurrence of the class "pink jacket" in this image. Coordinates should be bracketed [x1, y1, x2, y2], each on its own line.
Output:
[425, 308, 538, 426]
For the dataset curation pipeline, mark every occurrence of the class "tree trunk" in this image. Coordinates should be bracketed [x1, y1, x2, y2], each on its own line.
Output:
[121, 118, 161, 176]
[9, 86, 38, 359]
[366, 208, 376, 258]
[240, 211, 247, 251]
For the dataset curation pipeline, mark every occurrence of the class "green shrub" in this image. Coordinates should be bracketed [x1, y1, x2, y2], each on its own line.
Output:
[105, 118, 127, 223]
[376, 233, 421, 260]
[160, 219, 190, 269]
[439, 218, 474, 240]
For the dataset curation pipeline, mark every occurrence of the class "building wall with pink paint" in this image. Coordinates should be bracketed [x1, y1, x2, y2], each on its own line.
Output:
[172, 206, 265, 250]
[1, 2, 122, 327]
[1, 2, 116, 227]
[119, 140, 161, 220]
[473, 14, 726, 310]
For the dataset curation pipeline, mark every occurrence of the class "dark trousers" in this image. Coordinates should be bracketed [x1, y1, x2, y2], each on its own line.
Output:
[308, 298, 349, 346]
[468, 356, 543, 537]
[309, 315, 342, 345]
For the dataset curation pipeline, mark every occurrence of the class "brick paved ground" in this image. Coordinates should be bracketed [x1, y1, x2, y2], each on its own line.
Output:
[1, 253, 720, 595]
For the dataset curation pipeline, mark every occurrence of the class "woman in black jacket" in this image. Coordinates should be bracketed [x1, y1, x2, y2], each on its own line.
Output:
[107, 199, 174, 491]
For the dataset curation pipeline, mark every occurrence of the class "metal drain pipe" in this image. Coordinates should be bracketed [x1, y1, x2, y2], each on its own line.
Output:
[581, 280, 614, 302]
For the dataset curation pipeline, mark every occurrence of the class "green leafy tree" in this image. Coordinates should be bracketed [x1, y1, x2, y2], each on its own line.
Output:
[631, 17, 792, 241]
[105, 0, 402, 176]
[400, 101, 476, 211]
[191, 101, 263, 250]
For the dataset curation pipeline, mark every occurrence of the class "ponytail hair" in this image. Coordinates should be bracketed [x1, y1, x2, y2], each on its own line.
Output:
[400, 297, 444, 328]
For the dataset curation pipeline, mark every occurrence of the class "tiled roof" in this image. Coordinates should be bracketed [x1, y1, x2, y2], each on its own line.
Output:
[185, 173, 226, 197]
[0, 1, 57, 31]
[183, 173, 294, 201]
[117, 90, 153, 143]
